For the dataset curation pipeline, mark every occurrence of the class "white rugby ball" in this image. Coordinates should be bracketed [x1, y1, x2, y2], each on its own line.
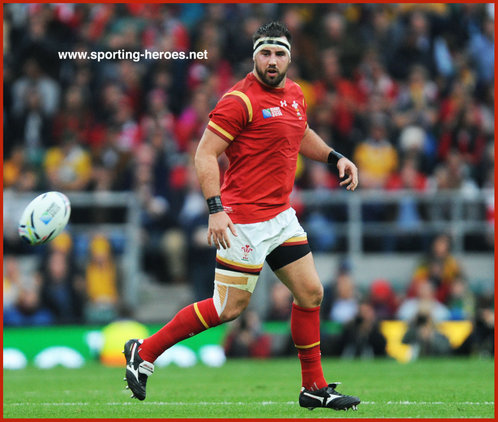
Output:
[18, 192, 71, 245]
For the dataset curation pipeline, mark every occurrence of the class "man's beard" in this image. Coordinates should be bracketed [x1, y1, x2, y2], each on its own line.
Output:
[256, 65, 287, 87]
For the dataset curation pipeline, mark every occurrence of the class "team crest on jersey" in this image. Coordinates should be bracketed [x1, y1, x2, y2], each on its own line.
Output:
[241, 244, 253, 261]
[262, 107, 283, 119]
[292, 100, 303, 120]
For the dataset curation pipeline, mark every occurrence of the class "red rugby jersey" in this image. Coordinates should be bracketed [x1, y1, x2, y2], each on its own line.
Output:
[207, 73, 308, 224]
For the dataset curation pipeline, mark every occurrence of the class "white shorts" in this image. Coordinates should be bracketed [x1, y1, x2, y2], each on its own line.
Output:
[215, 207, 309, 293]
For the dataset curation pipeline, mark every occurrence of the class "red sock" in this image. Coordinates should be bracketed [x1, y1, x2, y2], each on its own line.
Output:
[138, 298, 221, 363]
[291, 303, 327, 391]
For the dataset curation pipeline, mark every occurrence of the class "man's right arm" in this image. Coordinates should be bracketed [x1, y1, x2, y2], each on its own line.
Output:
[194, 129, 237, 250]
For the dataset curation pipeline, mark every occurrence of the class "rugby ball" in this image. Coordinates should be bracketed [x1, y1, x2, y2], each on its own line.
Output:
[18, 192, 71, 245]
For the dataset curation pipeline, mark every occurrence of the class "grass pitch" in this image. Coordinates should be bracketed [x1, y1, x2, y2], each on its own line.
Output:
[3, 357, 494, 419]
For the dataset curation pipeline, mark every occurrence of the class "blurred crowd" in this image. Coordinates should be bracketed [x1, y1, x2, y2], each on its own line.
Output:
[226, 233, 494, 360]
[3, 3, 494, 351]
[4, 232, 121, 325]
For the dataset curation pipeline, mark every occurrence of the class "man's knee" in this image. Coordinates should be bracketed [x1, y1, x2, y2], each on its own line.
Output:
[219, 296, 251, 323]
[309, 283, 324, 307]
[295, 282, 323, 308]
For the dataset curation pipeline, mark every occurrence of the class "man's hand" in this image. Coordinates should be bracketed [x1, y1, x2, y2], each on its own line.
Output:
[337, 157, 359, 191]
[207, 211, 238, 249]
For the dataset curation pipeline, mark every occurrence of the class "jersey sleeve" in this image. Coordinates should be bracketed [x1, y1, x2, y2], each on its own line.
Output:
[303, 95, 309, 129]
[207, 92, 251, 143]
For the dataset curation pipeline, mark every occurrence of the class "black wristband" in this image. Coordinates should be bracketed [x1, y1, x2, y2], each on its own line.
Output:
[207, 195, 224, 214]
[327, 150, 345, 165]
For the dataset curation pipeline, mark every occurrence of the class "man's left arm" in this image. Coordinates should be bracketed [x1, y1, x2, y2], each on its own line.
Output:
[299, 127, 359, 191]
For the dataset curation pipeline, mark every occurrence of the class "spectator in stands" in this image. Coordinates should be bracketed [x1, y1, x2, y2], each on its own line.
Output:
[392, 64, 438, 131]
[468, 16, 494, 88]
[456, 293, 494, 357]
[112, 96, 141, 153]
[408, 233, 464, 303]
[353, 113, 397, 242]
[140, 89, 176, 152]
[397, 282, 450, 323]
[52, 85, 95, 146]
[357, 49, 397, 110]
[174, 87, 212, 152]
[39, 249, 84, 324]
[388, 11, 435, 80]
[85, 234, 119, 323]
[301, 162, 339, 252]
[313, 47, 361, 148]
[446, 277, 475, 321]
[368, 278, 399, 320]
[324, 263, 359, 324]
[397, 124, 436, 176]
[444, 149, 480, 196]
[224, 310, 272, 359]
[402, 311, 452, 357]
[89, 124, 131, 193]
[339, 301, 387, 358]
[3, 255, 54, 326]
[133, 142, 186, 283]
[44, 131, 93, 191]
[477, 140, 494, 189]
[266, 282, 293, 322]
[4, 146, 31, 190]
[438, 85, 488, 173]
[319, 11, 365, 78]
[384, 156, 429, 251]
[11, 86, 53, 166]
[96, 82, 125, 126]
[359, 5, 397, 66]
[4, 286, 54, 326]
[353, 113, 398, 189]
[11, 58, 60, 118]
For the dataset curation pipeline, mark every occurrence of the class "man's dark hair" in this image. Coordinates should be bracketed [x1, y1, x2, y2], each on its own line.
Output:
[252, 21, 291, 44]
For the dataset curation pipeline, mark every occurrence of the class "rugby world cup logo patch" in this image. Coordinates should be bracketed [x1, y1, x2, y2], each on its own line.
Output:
[40, 202, 61, 225]
[262, 107, 283, 119]
[241, 244, 253, 261]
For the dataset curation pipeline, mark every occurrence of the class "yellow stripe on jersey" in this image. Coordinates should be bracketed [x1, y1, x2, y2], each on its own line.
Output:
[223, 90, 253, 123]
[193, 302, 209, 329]
[208, 121, 234, 141]
[295, 341, 321, 349]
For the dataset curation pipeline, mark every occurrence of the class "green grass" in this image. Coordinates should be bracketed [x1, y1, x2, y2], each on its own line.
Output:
[3, 357, 494, 419]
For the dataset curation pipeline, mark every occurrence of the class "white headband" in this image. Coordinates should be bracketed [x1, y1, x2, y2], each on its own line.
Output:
[253, 36, 291, 59]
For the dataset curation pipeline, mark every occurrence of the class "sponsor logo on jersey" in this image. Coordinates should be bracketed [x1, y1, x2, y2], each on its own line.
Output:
[262, 107, 283, 118]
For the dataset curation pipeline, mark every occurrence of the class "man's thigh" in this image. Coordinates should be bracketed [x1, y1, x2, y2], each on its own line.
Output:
[273, 252, 323, 308]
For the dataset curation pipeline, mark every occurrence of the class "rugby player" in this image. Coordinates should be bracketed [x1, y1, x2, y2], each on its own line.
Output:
[124, 21, 360, 411]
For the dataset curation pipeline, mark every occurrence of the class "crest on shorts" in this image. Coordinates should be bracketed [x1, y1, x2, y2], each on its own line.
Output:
[241, 244, 253, 261]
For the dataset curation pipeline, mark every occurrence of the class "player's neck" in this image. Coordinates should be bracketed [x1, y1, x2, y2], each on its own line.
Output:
[252, 69, 286, 89]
